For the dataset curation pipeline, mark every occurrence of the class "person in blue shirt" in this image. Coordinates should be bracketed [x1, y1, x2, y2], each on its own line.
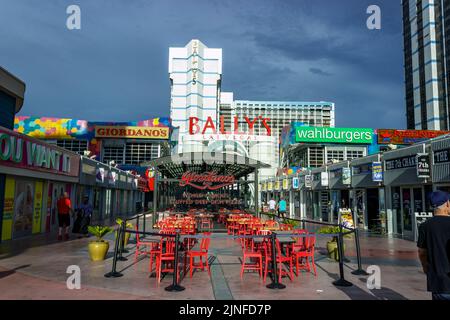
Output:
[278, 198, 287, 220]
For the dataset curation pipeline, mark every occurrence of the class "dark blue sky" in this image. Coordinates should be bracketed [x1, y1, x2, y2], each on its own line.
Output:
[0, 0, 405, 128]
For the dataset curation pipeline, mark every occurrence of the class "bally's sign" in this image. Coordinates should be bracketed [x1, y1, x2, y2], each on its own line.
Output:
[95, 126, 169, 140]
[189, 116, 272, 136]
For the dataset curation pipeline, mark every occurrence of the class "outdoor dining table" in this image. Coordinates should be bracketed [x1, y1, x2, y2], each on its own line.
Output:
[252, 231, 297, 245]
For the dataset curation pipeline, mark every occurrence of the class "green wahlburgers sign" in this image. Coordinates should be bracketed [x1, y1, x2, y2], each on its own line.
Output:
[295, 127, 374, 144]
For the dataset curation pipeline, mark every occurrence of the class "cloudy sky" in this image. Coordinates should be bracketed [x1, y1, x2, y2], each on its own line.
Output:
[0, 0, 405, 128]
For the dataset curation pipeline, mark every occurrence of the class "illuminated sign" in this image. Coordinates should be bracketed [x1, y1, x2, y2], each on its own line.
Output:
[179, 171, 235, 190]
[95, 126, 169, 139]
[377, 129, 450, 145]
[189, 116, 271, 136]
[295, 127, 373, 144]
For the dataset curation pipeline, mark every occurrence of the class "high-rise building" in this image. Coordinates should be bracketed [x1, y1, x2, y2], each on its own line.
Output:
[169, 39, 222, 153]
[403, 0, 450, 130]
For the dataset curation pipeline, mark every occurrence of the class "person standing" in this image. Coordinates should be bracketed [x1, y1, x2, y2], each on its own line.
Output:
[57, 192, 73, 241]
[74, 195, 93, 238]
[417, 190, 450, 300]
[278, 197, 287, 221]
[268, 198, 277, 217]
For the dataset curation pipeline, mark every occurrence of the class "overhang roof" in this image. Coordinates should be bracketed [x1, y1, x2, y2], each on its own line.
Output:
[142, 152, 270, 179]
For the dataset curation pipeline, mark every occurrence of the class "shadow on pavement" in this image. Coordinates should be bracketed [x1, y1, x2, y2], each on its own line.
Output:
[0, 264, 31, 279]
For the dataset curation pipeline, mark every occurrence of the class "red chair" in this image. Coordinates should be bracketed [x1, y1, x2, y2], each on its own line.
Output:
[240, 238, 263, 279]
[185, 232, 211, 278]
[155, 234, 180, 284]
[200, 218, 212, 231]
[134, 225, 154, 262]
[292, 234, 317, 277]
[263, 238, 294, 283]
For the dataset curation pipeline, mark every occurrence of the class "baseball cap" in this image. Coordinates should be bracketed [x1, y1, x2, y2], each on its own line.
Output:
[430, 191, 450, 207]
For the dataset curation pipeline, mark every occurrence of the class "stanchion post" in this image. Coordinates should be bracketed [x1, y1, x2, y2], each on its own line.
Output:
[143, 213, 147, 239]
[351, 228, 369, 275]
[333, 226, 352, 287]
[117, 221, 128, 261]
[104, 225, 124, 278]
[266, 232, 286, 289]
[165, 231, 185, 292]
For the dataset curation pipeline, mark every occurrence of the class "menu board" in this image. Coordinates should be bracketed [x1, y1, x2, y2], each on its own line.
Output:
[339, 208, 355, 229]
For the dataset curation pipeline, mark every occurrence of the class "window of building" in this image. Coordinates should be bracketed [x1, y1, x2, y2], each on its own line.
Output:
[327, 150, 344, 162]
[125, 143, 160, 165]
[103, 146, 125, 164]
[54, 139, 89, 155]
[346, 150, 365, 160]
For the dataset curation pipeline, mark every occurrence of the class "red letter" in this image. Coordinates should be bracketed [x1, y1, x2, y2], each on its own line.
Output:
[202, 117, 216, 134]
[244, 116, 258, 135]
[189, 117, 200, 134]
[262, 118, 271, 136]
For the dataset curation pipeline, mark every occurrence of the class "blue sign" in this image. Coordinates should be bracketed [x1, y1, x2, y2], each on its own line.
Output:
[372, 162, 383, 182]
[292, 177, 299, 189]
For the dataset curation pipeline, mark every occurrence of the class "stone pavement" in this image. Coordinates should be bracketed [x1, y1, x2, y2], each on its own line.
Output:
[0, 224, 430, 300]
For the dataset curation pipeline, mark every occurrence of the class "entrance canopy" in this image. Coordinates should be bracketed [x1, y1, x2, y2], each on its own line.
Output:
[142, 152, 270, 179]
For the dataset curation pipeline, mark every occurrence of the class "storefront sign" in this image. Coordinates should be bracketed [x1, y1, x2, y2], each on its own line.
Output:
[189, 116, 272, 136]
[32, 181, 43, 234]
[416, 153, 430, 179]
[378, 129, 450, 145]
[96, 168, 105, 183]
[274, 180, 281, 191]
[385, 155, 416, 171]
[95, 126, 169, 140]
[282, 179, 289, 190]
[339, 208, 355, 229]
[292, 177, 299, 189]
[1, 177, 15, 241]
[173, 192, 242, 206]
[0, 127, 79, 177]
[267, 181, 273, 191]
[305, 175, 312, 188]
[295, 127, 373, 144]
[179, 171, 235, 190]
[342, 167, 351, 185]
[434, 148, 450, 164]
[321, 172, 329, 187]
[372, 162, 383, 182]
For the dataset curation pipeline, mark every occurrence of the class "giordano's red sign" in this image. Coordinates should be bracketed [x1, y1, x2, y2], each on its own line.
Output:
[189, 116, 271, 136]
[179, 171, 235, 190]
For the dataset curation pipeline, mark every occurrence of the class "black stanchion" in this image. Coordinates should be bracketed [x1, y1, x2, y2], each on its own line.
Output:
[117, 221, 128, 262]
[104, 225, 124, 278]
[142, 214, 146, 239]
[165, 231, 185, 292]
[333, 228, 353, 287]
[266, 232, 286, 289]
[351, 228, 369, 276]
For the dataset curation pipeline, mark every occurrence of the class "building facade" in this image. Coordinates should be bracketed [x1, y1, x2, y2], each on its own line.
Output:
[403, 0, 450, 130]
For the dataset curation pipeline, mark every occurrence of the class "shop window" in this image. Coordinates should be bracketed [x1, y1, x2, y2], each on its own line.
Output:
[55, 140, 89, 155]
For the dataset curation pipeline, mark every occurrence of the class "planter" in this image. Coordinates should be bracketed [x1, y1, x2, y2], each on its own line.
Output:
[115, 231, 131, 246]
[88, 241, 109, 261]
[326, 240, 346, 261]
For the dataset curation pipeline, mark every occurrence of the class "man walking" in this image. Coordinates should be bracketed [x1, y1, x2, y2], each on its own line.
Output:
[57, 192, 73, 241]
[268, 198, 277, 217]
[417, 190, 450, 300]
[278, 197, 287, 221]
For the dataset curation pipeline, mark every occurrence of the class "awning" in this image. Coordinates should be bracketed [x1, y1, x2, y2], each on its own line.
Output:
[141, 152, 271, 179]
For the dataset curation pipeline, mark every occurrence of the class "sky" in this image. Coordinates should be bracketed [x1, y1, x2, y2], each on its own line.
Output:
[0, 0, 405, 129]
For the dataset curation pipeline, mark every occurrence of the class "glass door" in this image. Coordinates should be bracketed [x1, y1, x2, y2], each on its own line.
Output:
[400, 188, 414, 240]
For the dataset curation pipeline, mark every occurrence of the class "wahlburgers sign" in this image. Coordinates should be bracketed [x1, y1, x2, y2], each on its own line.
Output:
[295, 127, 373, 144]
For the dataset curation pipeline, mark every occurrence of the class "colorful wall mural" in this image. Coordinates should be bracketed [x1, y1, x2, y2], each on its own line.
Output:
[14, 116, 171, 161]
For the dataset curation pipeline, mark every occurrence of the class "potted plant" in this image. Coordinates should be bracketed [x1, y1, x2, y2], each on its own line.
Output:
[115, 218, 133, 246]
[317, 226, 349, 261]
[283, 218, 300, 229]
[88, 225, 113, 261]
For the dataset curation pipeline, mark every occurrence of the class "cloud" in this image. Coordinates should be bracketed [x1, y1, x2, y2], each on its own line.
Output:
[309, 68, 333, 77]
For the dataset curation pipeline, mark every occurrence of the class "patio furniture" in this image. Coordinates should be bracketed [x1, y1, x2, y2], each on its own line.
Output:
[185, 232, 211, 278]
[240, 238, 263, 279]
[292, 234, 317, 277]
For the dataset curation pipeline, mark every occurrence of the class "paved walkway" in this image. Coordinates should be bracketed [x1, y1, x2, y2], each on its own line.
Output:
[0, 221, 429, 300]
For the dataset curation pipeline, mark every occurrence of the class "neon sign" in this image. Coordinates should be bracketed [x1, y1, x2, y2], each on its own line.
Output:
[189, 116, 271, 136]
[179, 171, 235, 190]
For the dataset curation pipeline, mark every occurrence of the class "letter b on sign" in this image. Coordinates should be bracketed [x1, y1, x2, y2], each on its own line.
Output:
[66, 5, 81, 30]
[366, 5, 381, 30]
[66, 265, 81, 289]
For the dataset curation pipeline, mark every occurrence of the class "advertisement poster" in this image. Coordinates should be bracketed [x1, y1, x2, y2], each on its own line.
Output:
[342, 167, 351, 185]
[96, 168, 105, 183]
[339, 208, 355, 229]
[372, 161, 383, 182]
[1, 177, 16, 241]
[320, 172, 329, 187]
[282, 179, 289, 190]
[274, 180, 281, 191]
[267, 182, 273, 191]
[32, 181, 43, 234]
[416, 153, 430, 179]
[292, 177, 299, 189]
[305, 175, 312, 188]
[12, 180, 34, 239]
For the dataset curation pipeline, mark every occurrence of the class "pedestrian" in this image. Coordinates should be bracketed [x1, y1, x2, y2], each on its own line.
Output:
[278, 197, 287, 221]
[57, 192, 73, 241]
[73, 195, 93, 238]
[417, 190, 450, 300]
[268, 198, 276, 218]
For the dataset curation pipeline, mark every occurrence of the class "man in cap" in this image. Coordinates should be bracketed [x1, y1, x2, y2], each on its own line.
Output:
[417, 190, 450, 300]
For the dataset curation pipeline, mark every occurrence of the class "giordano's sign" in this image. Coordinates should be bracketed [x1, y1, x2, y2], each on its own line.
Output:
[295, 126, 373, 144]
[95, 126, 169, 140]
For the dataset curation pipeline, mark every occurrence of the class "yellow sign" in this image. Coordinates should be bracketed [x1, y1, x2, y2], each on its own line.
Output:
[274, 180, 280, 190]
[32, 181, 43, 234]
[2, 177, 15, 241]
[267, 182, 273, 191]
[283, 179, 289, 190]
[95, 126, 169, 140]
